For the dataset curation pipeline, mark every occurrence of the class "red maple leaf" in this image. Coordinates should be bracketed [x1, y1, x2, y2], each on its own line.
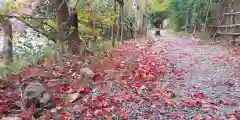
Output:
[115, 107, 122, 115]
[195, 114, 203, 120]
[58, 112, 71, 120]
[184, 99, 202, 107]
[94, 109, 105, 116]
[151, 89, 162, 95]
[121, 111, 128, 120]
[167, 113, 184, 119]
[93, 72, 104, 81]
[192, 92, 205, 99]
[17, 110, 35, 120]
[0, 105, 9, 114]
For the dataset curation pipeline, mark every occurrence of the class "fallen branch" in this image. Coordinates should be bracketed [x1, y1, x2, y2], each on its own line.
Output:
[224, 12, 240, 16]
[216, 32, 240, 36]
[218, 24, 240, 28]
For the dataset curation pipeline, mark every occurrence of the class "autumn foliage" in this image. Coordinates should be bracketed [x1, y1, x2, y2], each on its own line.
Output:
[1, 37, 240, 119]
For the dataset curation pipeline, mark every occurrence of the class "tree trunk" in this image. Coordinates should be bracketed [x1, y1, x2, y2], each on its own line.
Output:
[117, 16, 121, 41]
[142, 14, 145, 35]
[1, 19, 13, 63]
[130, 23, 134, 38]
[111, 0, 116, 47]
[204, 0, 211, 32]
[55, 0, 83, 55]
[120, 4, 124, 41]
[68, 9, 83, 55]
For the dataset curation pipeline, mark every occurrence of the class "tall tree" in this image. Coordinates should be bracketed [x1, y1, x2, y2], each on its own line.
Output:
[55, 0, 83, 55]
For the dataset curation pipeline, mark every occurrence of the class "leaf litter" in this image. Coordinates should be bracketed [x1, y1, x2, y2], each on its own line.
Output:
[1, 36, 240, 120]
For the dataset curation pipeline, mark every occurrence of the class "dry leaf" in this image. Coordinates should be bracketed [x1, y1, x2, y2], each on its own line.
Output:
[106, 115, 112, 120]
[66, 93, 81, 103]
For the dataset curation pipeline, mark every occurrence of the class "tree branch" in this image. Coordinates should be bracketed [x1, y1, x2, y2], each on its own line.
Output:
[115, 0, 124, 5]
[42, 20, 56, 32]
[0, 13, 56, 32]
[74, 0, 80, 9]
[0, 13, 54, 19]
[15, 17, 56, 42]
[57, 0, 68, 13]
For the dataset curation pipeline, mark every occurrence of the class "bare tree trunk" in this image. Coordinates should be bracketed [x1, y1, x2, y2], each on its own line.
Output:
[144, 0, 148, 36]
[55, 0, 70, 41]
[130, 23, 134, 38]
[204, 0, 211, 32]
[120, 4, 124, 41]
[68, 9, 83, 55]
[55, 0, 83, 55]
[117, 16, 120, 41]
[111, 0, 116, 46]
[2, 19, 13, 63]
[142, 14, 145, 35]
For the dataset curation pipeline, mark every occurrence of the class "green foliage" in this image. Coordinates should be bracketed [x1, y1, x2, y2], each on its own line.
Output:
[147, 0, 170, 27]
[76, 0, 116, 42]
[33, 0, 55, 17]
[148, 11, 168, 26]
[0, 39, 65, 78]
[92, 0, 114, 15]
[147, 0, 222, 31]
[0, 0, 21, 14]
[168, 0, 215, 31]
[149, 0, 170, 13]
[0, 0, 21, 21]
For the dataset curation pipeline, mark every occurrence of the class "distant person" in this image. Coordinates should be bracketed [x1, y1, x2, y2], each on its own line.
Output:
[154, 19, 161, 36]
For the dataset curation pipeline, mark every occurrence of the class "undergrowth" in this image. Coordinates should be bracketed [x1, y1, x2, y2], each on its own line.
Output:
[0, 39, 114, 79]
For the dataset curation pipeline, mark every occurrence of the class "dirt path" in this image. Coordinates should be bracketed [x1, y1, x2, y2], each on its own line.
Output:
[127, 30, 240, 119]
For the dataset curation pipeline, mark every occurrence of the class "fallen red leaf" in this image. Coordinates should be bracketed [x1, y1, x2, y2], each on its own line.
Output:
[115, 107, 122, 115]
[195, 114, 203, 120]
[167, 113, 184, 119]
[192, 92, 205, 99]
[93, 72, 104, 81]
[0, 105, 9, 114]
[92, 100, 103, 108]
[184, 99, 202, 107]
[59, 112, 71, 120]
[94, 109, 105, 116]
[106, 115, 112, 120]
[219, 99, 237, 106]
[17, 110, 35, 120]
[121, 111, 128, 120]
[151, 89, 162, 95]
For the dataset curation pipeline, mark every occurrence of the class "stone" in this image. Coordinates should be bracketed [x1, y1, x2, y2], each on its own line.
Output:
[80, 67, 94, 86]
[1, 117, 22, 120]
[21, 77, 51, 108]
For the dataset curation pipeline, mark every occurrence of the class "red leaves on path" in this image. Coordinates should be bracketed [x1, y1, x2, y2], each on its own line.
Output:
[1, 38, 240, 120]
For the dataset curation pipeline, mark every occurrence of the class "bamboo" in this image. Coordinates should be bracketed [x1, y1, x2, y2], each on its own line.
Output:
[204, 0, 211, 32]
